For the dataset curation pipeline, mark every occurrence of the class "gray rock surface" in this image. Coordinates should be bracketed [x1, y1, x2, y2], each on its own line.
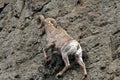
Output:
[0, 0, 120, 80]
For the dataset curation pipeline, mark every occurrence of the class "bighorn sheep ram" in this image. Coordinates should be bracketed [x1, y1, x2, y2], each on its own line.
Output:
[38, 15, 87, 79]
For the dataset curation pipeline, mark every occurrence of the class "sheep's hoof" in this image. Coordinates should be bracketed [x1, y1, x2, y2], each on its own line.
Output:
[55, 72, 62, 79]
[82, 74, 87, 80]
[44, 56, 50, 62]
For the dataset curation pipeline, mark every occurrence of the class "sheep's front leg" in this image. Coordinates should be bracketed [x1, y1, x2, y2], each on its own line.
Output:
[43, 43, 55, 62]
[42, 48, 50, 62]
[56, 54, 70, 78]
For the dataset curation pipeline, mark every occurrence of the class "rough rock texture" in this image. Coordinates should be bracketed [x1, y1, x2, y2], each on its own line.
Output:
[0, 0, 120, 80]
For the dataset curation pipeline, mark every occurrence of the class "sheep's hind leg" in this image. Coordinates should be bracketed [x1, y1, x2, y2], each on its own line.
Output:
[75, 54, 87, 80]
[56, 54, 70, 78]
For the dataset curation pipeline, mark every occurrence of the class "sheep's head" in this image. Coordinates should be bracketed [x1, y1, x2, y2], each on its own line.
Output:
[37, 15, 57, 29]
[45, 18, 57, 28]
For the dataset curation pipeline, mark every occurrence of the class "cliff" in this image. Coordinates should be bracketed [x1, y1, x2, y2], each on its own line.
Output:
[0, 0, 120, 80]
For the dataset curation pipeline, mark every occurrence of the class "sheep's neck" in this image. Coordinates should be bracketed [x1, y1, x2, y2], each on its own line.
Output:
[45, 24, 56, 35]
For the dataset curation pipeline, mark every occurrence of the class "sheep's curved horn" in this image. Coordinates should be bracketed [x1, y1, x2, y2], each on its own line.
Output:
[39, 15, 45, 22]
[37, 15, 45, 28]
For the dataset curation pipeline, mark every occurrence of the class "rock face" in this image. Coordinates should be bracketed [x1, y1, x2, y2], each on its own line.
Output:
[0, 0, 120, 80]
